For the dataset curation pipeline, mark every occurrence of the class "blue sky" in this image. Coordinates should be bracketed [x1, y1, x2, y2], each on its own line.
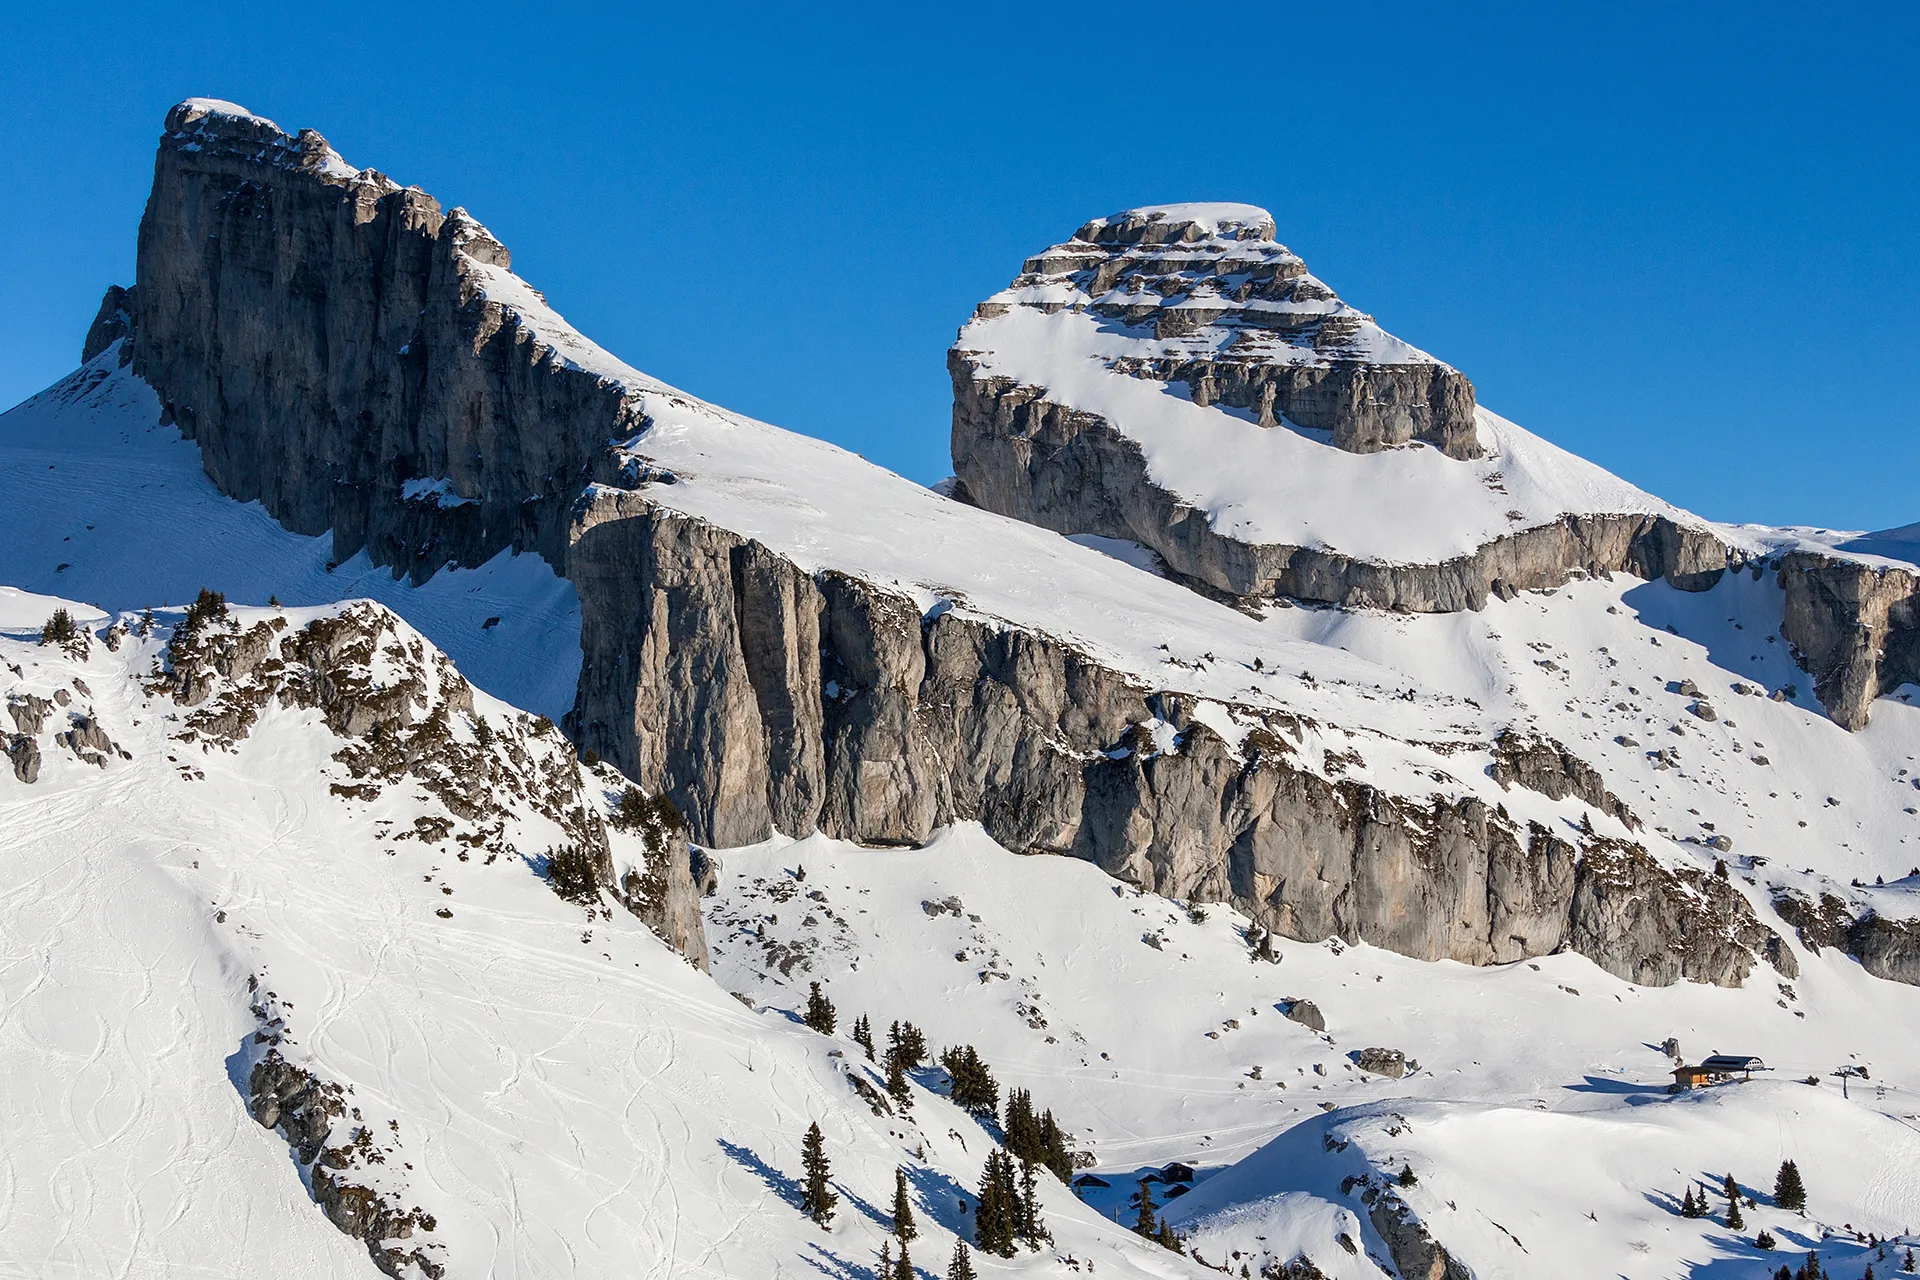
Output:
[2, 4, 1914, 530]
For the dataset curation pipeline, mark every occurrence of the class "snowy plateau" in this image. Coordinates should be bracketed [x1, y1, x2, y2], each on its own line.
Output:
[2, 99, 1919, 1280]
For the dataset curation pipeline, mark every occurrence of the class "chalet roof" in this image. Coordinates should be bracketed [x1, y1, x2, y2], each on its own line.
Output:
[1699, 1055, 1766, 1071]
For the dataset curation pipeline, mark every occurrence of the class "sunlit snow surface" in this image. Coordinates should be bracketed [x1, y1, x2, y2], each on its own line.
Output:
[0, 352, 580, 721]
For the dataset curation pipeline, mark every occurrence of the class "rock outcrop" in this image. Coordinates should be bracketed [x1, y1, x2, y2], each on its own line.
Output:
[156, 592, 707, 969]
[567, 494, 1779, 987]
[1773, 889, 1920, 986]
[1778, 552, 1920, 731]
[980, 205, 1481, 459]
[125, 98, 645, 583]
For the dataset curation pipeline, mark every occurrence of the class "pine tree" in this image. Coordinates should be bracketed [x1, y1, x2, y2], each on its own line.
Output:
[1134, 1177, 1158, 1238]
[894, 1238, 913, 1280]
[1756, 1229, 1777, 1249]
[892, 1167, 918, 1242]
[800, 1121, 836, 1226]
[975, 1151, 1018, 1257]
[1155, 1216, 1183, 1254]
[1681, 1187, 1699, 1218]
[946, 1240, 977, 1280]
[1799, 1249, 1822, 1280]
[804, 982, 837, 1035]
[1398, 1163, 1418, 1187]
[1037, 1109, 1074, 1182]
[1005, 1089, 1041, 1163]
[1906, 1247, 1917, 1273]
[887, 1051, 913, 1109]
[852, 1013, 874, 1061]
[1865, 1264, 1877, 1280]
[880, 1240, 892, 1276]
[1775, 1159, 1807, 1212]
[1018, 1158, 1051, 1249]
[889, 1020, 928, 1070]
[1728, 1195, 1744, 1229]
[940, 1045, 999, 1117]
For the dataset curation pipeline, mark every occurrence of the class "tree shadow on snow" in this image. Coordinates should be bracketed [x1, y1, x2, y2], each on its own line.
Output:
[716, 1138, 805, 1210]
[903, 1163, 975, 1238]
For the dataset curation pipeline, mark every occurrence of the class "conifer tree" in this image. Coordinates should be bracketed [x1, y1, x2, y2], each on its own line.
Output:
[946, 1240, 977, 1280]
[1155, 1216, 1183, 1253]
[1775, 1159, 1807, 1212]
[1866, 1264, 1877, 1280]
[889, 1020, 928, 1070]
[940, 1045, 999, 1117]
[1038, 1109, 1074, 1183]
[887, 1051, 913, 1109]
[800, 1121, 836, 1226]
[880, 1240, 892, 1276]
[1756, 1229, 1777, 1249]
[1906, 1247, 1917, 1273]
[852, 1013, 874, 1061]
[975, 1151, 1018, 1256]
[894, 1237, 913, 1280]
[804, 982, 837, 1035]
[1134, 1177, 1158, 1238]
[1398, 1163, 1418, 1187]
[1005, 1089, 1041, 1163]
[1018, 1157, 1052, 1249]
[892, 1167, 918, 1242]
[1681, 1187, 1698, 1218]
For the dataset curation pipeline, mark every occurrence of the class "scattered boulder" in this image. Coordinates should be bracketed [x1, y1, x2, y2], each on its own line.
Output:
[1282, 999, 1326, 1033]
[1354, 1047, 1408, 1078]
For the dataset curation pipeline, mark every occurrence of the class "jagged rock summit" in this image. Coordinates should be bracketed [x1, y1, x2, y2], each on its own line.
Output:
[24, 100, 1919, 993]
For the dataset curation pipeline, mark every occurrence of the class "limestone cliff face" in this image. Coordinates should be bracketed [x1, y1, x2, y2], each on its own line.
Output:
[1778, 552, 1920, 731]
[101, 102, 1857, 987]
[950, 361, 1735, 611]
[127, 99, 644, 583]
[567, 490, 1782, 987]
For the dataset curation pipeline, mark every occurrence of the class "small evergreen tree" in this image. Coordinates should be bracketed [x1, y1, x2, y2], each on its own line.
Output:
[39, 609, 76, 646]
[1133, 1177, 1158, 1238]
[1906, 1247, 1917, 1273]
[1155, 1216, 1183, 1254]
[1681, 1187, 1699, 1218]
[894, 1237, 913, 1280]
[1798, 1249, 1822, 1280]
[887, 1051, 913, 1109]
[1756, 1229, 1776, 1249]
[1398, 1163, 1418, 1187]
[888, 1020, 928, 1070]
[880, 1240, 892, 1276]
[946, 1240, 977, 1280]
[1728, 1195, 1744, 1229]
[1005, 1089, 1041, 1163]
[892, 1167, 918, 1242]
[1865, 1264, 1877, 1280]
[800, 1121, 836, 1226]
[804, 981, 837, 1035]
[975, 1151, 1018, 1256]
[1037, 1109, 1074, 1183]
[1018, 1157, 1052, 1249]
[940, 1045, 999, 1117]
[1775, 1159, 1806, 1212]
[852, 1014, 875, 1061]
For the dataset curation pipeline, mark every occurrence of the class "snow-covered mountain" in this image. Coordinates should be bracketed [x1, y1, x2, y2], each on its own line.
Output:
[3, 98, 1920, 1279]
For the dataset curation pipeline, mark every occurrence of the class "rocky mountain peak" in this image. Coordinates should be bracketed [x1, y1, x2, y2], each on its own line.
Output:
[1072, 202, 1278, 245]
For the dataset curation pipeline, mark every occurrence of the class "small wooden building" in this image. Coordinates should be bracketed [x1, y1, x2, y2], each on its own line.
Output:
[1672, 1054, 1766, 1091]
[1161, 1162, 1196, 1183]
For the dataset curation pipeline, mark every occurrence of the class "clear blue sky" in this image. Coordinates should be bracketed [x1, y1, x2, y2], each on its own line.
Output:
[3, 4, 1914, 531]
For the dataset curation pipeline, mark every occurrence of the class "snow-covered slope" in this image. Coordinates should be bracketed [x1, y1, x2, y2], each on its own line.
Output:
[0, 591, 1211, 1279]
[0, 351, 581, 720]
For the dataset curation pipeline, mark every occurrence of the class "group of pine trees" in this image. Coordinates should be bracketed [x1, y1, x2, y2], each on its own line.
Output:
[1676, 1161, 1806, 1232]
[1132, 1178, 1184, 1253]
[939, 1044, 998, 1117]
[1002, 1088, 1074, 1183]
[973, 1148, 1051, 1256]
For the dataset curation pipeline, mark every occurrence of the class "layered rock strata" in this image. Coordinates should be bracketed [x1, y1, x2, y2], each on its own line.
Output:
[568, 492, 1782, 987]
[950, 364, 1736, 611]
[126, 98, 644, 583]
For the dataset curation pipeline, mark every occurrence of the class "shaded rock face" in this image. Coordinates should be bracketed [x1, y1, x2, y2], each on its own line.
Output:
[949, 361, 1735, 613]
[567, 495, 1779, 988]
[1488, 729, 1641, 831]
[125, 99, 643, 583]
[1774, 890, 1920, 986]
[977, 206, 1481, 459]
[1778, 552, 1920, 731]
